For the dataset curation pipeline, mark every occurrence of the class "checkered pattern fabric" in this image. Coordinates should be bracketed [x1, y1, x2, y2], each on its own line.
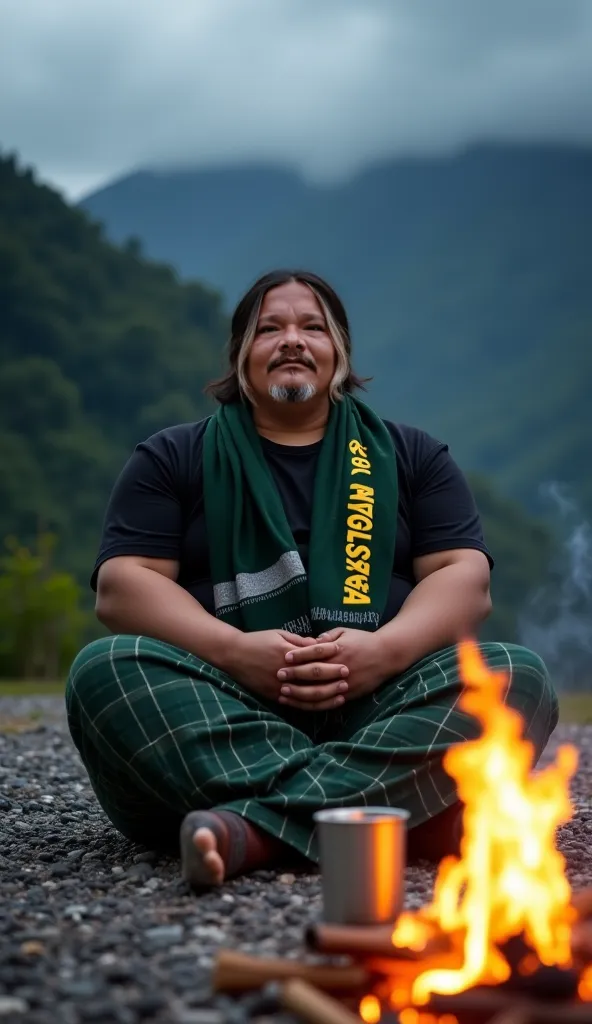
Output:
[66, 635, 557, 860]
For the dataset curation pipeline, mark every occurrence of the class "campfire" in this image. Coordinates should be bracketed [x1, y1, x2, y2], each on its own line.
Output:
[212, 640, 592, 1023]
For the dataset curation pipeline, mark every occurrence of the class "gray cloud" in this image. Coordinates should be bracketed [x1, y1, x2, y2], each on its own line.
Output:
[2, 0, 592, 198]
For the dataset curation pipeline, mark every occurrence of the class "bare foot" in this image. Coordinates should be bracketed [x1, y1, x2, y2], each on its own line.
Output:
[180, 812, 230, 890]
[192, 827, 225, 886]
[179, 809, 284, 891]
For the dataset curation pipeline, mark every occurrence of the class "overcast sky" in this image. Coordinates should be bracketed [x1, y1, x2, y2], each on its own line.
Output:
[2, 0, 592, 200]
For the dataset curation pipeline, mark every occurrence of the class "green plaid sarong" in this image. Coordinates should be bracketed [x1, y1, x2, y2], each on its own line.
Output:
[66, 635, 557, 860]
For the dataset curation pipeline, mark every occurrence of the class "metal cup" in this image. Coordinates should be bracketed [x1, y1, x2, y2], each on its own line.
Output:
[313, 807, 410, 926]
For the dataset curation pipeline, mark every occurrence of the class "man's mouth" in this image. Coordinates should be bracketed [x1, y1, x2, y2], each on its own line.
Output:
[268, 359, 316, 373]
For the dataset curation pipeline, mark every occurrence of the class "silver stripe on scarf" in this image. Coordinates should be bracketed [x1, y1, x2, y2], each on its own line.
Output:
[213, 550, 306, 612]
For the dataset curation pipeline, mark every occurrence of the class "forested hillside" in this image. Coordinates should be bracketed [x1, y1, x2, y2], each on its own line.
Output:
[82, 144, 592, 519]
[0, 152, 561, 674]
[0, 153, 226, 581]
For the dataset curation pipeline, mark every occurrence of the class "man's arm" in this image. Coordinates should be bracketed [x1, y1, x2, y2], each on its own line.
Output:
[96, 555, 243, 671]
[97, 555, 339, 699]
[376, 548, 492, 674]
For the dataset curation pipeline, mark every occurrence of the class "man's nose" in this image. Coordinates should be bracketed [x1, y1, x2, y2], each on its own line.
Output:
[280, 323, 303, 348]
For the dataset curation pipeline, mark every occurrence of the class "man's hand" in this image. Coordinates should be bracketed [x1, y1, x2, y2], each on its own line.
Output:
[277, 628, 389, 710]
[226, 629, 348, 705]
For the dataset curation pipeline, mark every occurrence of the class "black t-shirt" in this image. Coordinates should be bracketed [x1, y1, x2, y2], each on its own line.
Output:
[92, 418, 492, 629]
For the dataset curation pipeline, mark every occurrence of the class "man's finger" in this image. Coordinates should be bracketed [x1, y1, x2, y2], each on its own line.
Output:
[279, 681, 348, 704]
[317, 628, 344, 642]
[278, 662, 349, 683]
[285, 641, 340, 665]
[278, 631, 316, 647]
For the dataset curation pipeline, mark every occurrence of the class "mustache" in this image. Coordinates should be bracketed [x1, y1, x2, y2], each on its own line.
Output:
[267, 355, 317, 372]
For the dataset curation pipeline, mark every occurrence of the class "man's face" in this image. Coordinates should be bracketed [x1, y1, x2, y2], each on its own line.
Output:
[245, 281, 336, 405]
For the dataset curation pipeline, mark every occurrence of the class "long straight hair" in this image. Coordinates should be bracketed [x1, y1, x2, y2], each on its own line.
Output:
[205, 269, 370, 404]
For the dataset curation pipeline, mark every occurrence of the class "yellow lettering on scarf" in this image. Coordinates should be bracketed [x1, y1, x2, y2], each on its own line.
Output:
[346, 557, 370, 575]
[345, 574, 369, 594]
[346, 529, 371, 544]
[347, 513, 372, 532]
[346, 543, 371, 560]
[350, 483, 374, 502]
[343, 440, 374, 605]
[347, 502, 374, 518]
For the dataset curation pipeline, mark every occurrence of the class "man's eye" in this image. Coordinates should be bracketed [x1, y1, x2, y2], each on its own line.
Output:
[258, 325, 278, 333]
[306, 324, 325, 331]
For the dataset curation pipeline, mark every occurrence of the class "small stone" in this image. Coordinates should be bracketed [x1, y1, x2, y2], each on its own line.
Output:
[111, 865, 125, 876]
[59, 979, 102, 999]
[25, 885, 46, 900]
[0, 798, 11, 811]
[191, 925, 226, 943]
[132, 851, 157, 864]
[143, 924, 184, 950]
[19, 940, 45, 956]
[49, 861, 70, 878]
[278, 873, 296, 885]
[0, 997, 29, 1016]
[232, 883, 255, 896]
[78, 1000, 120, 1021]
[125, 861, 153, 881]
[132, 991, 167, 1014]
[64, 904, 89, 919]
[40, 795, 54, 803]
[267, 892, 291, 908]
[176, 1012, 223, 1024]
[220, 894, 234, 903]
[101, 960, 134, 983]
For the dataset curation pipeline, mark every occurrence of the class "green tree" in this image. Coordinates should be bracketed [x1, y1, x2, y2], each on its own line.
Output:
[0, 534, 89, 680]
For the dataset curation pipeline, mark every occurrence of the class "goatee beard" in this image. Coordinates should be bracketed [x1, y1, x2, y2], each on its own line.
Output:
[268, 383, 317, 403]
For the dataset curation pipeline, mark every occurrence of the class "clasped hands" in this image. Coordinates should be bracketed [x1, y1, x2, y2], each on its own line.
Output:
[231, 627, 392, 711]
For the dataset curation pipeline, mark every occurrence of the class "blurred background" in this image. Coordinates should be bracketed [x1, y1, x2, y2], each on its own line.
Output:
[0, 0, 591, 693]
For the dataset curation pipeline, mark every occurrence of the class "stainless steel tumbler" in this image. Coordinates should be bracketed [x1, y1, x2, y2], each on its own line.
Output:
[313, 807, 410, 926]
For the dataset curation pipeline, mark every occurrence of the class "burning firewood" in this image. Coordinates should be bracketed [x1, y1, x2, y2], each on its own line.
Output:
[212, 949, 371, 993]
[280, 978, 361, 1024]
[487, 1011, 534, 1024]
[305, 921, 450, 959]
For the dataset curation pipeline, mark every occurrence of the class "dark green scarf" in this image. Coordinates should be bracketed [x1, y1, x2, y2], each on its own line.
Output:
[202, 395, 398, 636]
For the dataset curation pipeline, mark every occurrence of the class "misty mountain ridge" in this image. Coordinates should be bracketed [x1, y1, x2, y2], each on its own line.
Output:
[81, 143, 592, 518]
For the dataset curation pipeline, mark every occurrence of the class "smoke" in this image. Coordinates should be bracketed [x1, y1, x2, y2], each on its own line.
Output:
[519, 482, 592, 689]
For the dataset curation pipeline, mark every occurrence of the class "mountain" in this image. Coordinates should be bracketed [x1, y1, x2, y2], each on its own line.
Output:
[0, 152, 227, 580]
[0, 149, 574, 654]
[81, 145, 592, 519]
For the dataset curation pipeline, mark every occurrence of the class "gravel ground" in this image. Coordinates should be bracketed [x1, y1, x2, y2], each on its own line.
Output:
[1, 697, 591, 1024]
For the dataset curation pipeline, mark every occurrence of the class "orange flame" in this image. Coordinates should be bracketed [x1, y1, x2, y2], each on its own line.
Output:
[359, 994, 381, 1023]
[579, 966, 592, 1001]
[391, 639, 578, 1005]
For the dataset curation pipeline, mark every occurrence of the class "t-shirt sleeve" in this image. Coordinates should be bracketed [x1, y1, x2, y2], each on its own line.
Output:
[411, 441, 494, 568]
[90, 440, 185, 591]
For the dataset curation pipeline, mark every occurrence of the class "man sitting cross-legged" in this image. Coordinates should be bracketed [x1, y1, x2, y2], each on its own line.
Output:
[66, 269, 558, 889]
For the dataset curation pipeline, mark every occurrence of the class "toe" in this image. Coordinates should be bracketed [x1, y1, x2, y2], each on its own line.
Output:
[180, 815, 227, 890]
[203, 848, 225, 885]
[194, 826, 217, 854]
